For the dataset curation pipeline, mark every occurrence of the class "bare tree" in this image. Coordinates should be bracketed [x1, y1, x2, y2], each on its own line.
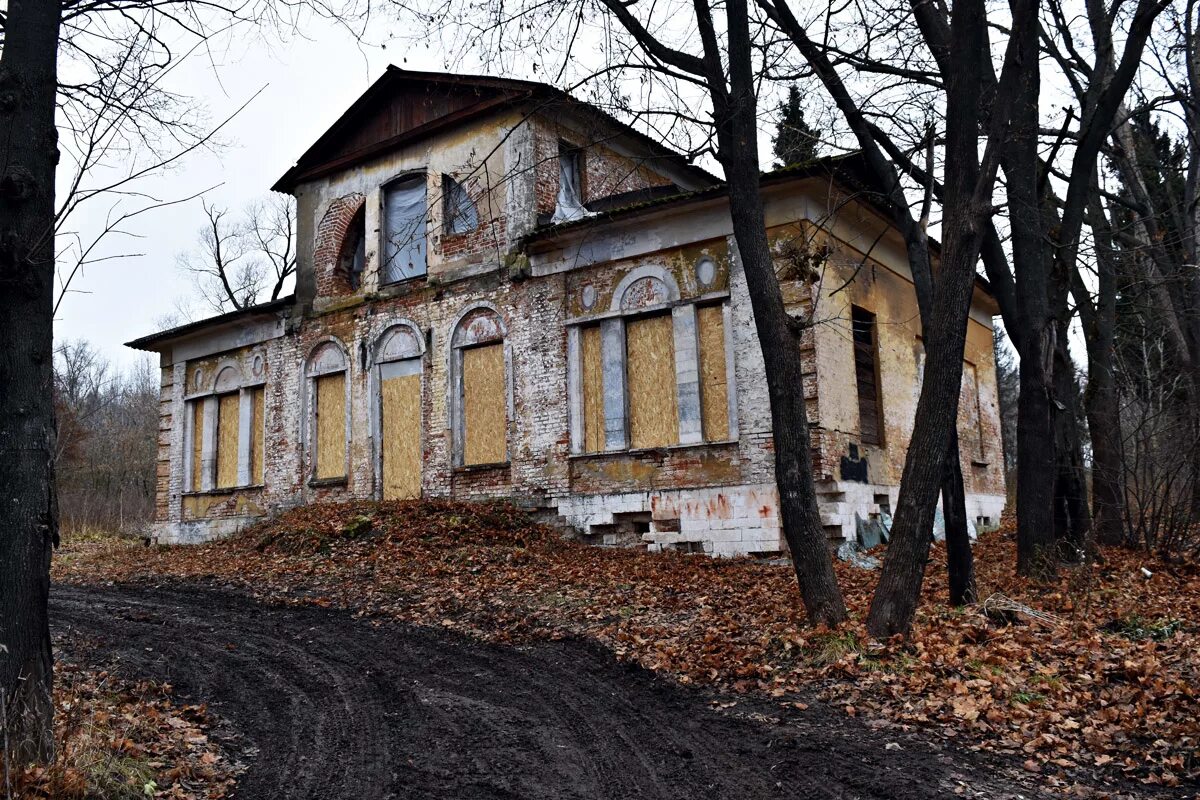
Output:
[0, 0, 364, 763]
[178, 195, 298, 313]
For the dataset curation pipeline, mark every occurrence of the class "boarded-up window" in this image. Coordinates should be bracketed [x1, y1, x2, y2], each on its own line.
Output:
[697, 305, 729, 441]
[627, 313, 679, 449]
[215, 392, 240, 489]
[462, 343, 507, 465]
[190, 401, 204, 492]
[380, 365, 422, 499]
[249, 386, 265, 485]
[581, 324, 605, 452]
[314, 372, 347, 479]
[852, 306, 883, 446]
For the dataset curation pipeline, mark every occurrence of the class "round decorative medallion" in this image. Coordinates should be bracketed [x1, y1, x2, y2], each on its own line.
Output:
[193, 368, 204, 390]
[695, 257, 717, 288]
[251, 353, 265, 377]
[580, 283, 597, 311]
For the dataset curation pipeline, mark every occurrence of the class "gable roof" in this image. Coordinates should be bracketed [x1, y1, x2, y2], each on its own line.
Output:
[271, 67, 720, 192]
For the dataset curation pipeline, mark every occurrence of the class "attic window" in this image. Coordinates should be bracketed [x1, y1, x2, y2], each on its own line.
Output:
[552, 141, 586, 223]
[443, 175, 478, 235]
[382, 175, 428, 283]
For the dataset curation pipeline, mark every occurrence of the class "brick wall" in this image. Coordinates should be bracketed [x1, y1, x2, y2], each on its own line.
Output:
[312, 193, 365, 299]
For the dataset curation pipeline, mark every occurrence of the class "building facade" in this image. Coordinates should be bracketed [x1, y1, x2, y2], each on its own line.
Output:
[128, 69, 1007, 554]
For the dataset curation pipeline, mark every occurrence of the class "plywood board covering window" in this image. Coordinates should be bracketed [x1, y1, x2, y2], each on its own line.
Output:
[190, 401, 204, 492]
[250, 386, 265, 485]
[627, 313, 679, 449]
[215, 393, 240, 489]
[314, 372, 347, 479]
[697, 305, 729, 441]
[381, 369, 422, 499]
[462, 343, 506, 465]
[581, 324, 604, 453]
[851, 306, 883, 446]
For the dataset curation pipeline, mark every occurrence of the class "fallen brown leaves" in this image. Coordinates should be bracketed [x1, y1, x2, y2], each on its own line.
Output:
[54, 501, 1200, 793]
[11, 656, 236, 799]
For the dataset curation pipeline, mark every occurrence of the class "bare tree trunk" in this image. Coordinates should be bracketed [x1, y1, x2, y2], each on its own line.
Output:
[1052, 324, 1092, 558]
[866, 0, 1013, 637]
[717, 0, 847, 625]
[0, 0, 63, 764]
[943, 430, 976, 605]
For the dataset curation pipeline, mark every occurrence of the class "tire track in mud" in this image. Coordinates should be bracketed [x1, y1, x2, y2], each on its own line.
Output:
[51, 584, 1047, 800]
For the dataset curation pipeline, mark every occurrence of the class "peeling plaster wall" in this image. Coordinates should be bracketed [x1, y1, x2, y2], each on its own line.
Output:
[149, 155, 1006, 553]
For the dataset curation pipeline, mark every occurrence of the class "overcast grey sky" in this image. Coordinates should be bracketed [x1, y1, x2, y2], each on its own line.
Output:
[54, 25, 466, 370]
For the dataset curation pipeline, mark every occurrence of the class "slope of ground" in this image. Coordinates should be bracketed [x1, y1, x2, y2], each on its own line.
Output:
[54, 500, 1200, 795]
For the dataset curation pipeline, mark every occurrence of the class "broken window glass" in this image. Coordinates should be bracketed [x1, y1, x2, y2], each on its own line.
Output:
[382, 176, 428, 283]
[552, 141, 586, 224]
[443, 174, 478, 235]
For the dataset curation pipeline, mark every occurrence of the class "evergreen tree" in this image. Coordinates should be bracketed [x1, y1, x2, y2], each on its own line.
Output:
[772, 85, 821, 167]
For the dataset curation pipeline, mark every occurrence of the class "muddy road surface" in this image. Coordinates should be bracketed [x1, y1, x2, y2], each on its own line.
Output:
[52, 584, 1047, 800]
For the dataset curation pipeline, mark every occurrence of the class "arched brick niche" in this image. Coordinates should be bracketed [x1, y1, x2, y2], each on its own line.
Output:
[314, 193, 366, 298]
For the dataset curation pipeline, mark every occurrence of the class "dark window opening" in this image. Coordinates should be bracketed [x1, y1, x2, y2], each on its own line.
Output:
[338, 207, 366, 290]
[852, 305, 883, 446]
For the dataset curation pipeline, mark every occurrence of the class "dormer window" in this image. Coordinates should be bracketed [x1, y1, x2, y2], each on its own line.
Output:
[443, 174, 478, 235]
[552, 141, 586, 223]
[382, 175, 428, 283]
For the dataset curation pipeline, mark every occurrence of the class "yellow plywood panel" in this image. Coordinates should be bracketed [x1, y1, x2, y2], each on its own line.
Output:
[250, 387, 265, 485]
[215, 392, 240, 489]
[698, 305, 730, 441]
[382, 372, 422, 499]
[315, 372, 347, 479]
[581, 325, 604, 453]
[190, 401, 204, 492]
[627, 313, 679, 449]
[463, 343, 507, 465]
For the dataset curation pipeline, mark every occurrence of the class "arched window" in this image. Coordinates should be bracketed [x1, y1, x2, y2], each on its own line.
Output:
[306, 340, 350, 482]
[450, 307, 509, 467]
[184, 354, 267, 493]
[569, 264, 736, 454]
[442, 174, 478, 235]
[338, 205, 367, 290]
[372, 323, 424, 499]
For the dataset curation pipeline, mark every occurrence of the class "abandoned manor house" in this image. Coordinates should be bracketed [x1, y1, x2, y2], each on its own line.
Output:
[127, 69, 1006, 554]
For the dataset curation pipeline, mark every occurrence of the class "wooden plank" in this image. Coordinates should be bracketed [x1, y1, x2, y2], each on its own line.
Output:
[190, 401, 204, 492]
[627, 313, 679, 449]
[215, 393, 240, 489]
[250, 387, 265, 485]
[697, 304, 730, 442]
[463, 343, 506, 465]
[382, 371, 422, 499]
[581, 325, 605, 453]
[315, 372, 347, 479]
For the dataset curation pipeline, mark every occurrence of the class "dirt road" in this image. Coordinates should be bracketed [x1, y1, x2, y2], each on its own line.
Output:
[52, 584, 1048, 800]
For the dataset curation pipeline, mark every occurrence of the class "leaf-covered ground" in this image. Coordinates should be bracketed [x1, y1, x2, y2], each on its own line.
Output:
[54, 501, 1200, 794]
[11, 651, 236, 799]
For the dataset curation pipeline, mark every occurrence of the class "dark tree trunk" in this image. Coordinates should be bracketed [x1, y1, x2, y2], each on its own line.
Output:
[1081, 194, 1126, 546]
[865, 0, 1002, 638]
[943, 429, 976, 606]
[716, 0, 847, 624]
[0, 0, 63, 765]
[1051, 326, 1092, 558]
